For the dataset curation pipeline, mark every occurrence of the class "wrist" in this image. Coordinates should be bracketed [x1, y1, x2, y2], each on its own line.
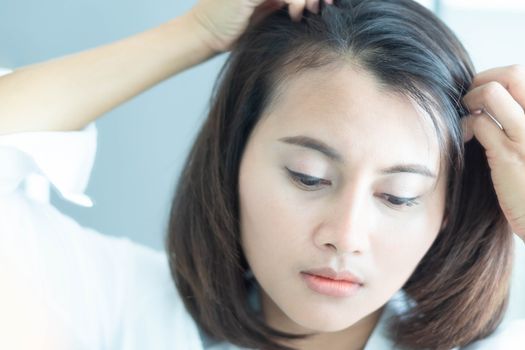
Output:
[180, 10, 221, 59]
[153, 13, 219, 75]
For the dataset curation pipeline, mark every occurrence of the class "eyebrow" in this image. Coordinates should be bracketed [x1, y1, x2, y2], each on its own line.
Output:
[278, 135, 437, 178]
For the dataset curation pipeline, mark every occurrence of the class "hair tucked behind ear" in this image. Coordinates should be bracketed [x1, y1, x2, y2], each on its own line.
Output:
[165, 1, 514, 349]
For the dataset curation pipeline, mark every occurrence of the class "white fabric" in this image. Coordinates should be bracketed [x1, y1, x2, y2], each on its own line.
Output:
[0, 68, 524, 349]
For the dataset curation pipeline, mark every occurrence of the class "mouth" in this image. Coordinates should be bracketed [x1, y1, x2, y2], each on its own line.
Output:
[300, 267, 364, 298]
[302, 267, 364, 284]
[300, 272, 362, 298]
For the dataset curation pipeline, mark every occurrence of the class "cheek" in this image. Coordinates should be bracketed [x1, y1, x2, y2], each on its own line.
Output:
[239, 162, 315, 285]
[372, 195, 445, 287]
[238, 161, 294, 266]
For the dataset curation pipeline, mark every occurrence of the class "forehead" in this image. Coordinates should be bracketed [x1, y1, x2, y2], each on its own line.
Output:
[257, 65, 441, 172]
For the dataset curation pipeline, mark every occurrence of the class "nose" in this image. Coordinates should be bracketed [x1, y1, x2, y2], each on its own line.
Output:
[314, 184, 371, 255]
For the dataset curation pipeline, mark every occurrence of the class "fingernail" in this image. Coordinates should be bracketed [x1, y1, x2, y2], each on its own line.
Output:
[471, 108, 483, 115]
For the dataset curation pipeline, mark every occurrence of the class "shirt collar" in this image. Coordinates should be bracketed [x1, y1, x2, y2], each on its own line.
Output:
[0, 122, 97, 207]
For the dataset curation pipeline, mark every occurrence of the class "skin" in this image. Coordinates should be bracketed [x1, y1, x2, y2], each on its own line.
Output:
[190, 1, 525, 243]
[197, 2, 525, 347]
[196, 3, 525, 348]
[190, 0, 525, 238]
[2, 0, 523, 349]
[461, 65, 525, 239]
[238, 64, 448, 350]
[190, 0, 334, 53]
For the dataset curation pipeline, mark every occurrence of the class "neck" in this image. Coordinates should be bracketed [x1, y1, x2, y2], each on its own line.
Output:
[260, 291, 385, 350]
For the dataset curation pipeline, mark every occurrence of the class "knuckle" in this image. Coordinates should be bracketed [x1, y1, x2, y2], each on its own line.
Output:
[507, 64, 525, 80]
[481, 81, 505, 101]
[507, 64, 525, 91]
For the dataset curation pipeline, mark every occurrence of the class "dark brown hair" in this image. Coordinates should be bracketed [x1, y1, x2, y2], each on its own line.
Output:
[166, 0, 514, 349]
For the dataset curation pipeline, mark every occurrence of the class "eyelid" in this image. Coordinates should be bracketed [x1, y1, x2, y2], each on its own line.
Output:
[380, 194, 420, 209]
[285, 167, 421, 208]
[285, 167, 321, 179]
[285, 167, 330, 190]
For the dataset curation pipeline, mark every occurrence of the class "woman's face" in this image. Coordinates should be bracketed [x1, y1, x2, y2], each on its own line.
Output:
[238, 65, 447, 339]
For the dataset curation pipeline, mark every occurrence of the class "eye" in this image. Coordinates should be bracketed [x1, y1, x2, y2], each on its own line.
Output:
[285, 167, 331, 191]
[382, 194, 420, 208]
[285, 167, 421, 208]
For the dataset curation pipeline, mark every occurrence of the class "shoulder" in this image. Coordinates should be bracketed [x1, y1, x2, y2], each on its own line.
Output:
[0, 112, 205, 349]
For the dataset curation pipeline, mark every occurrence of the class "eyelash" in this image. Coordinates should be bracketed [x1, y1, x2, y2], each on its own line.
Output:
[285, 168, 420, 208]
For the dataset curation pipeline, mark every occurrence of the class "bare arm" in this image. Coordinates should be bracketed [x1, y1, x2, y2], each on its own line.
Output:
[0, 13, 216, 135]
[0, 1, 324, 136]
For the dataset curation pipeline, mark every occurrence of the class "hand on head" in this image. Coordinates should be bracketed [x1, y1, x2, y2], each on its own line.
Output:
[461, 65, 525, 239]
[189, 0, 334, 53]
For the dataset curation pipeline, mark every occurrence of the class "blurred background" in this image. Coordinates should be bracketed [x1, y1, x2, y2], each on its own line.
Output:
[1, 0, 524, 323]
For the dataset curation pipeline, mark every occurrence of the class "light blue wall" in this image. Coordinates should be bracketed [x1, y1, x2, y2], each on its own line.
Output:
[1, 0, 524, 322]
[441, 4, 525, 325]
[0, 0, 226, 250]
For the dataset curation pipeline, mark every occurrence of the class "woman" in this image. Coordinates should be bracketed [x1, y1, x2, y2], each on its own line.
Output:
[0, 0, 524, 349]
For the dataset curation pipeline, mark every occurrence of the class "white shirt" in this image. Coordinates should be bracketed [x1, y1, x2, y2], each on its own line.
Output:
[0, 71, 524, 350]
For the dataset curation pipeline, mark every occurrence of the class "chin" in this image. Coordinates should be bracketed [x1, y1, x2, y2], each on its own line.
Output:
[285, 306, 364, 333]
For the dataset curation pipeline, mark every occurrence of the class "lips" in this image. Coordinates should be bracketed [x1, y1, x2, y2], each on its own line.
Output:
[301, 267, 364, 285]
[300, 268, 363, 298]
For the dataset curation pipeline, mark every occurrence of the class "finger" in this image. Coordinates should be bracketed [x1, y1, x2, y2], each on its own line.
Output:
[462, 81, 525, 143]
[255, 0, 285, 11]
[462, 113, 512, 159]
[250, 0, 285, 25]
[317, 0, 333, 12]
[285, 0, 306, 22]
[306, 0, 319, 13]
[469, 64, 525, 110]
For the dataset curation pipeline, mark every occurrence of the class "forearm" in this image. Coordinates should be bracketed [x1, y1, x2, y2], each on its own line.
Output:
[0, 13, 216, 135]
